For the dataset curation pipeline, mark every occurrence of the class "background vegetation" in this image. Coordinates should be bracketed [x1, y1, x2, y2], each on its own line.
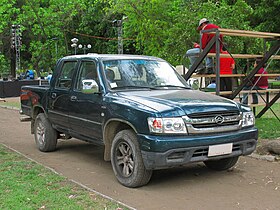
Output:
[0, 0, 279, 77]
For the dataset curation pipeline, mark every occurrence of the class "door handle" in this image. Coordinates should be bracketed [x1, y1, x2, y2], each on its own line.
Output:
[70, 95, 77, 101]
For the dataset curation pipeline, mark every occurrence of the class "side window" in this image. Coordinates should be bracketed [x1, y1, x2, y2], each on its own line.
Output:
[75, 61, 99, 93]
[56, 61, 77, 89]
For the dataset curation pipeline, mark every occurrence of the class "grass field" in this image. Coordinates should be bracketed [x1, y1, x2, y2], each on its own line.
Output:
[0, 100, 20, 109]
[254, 103, 280, 139]
[0, 144, 127, 209]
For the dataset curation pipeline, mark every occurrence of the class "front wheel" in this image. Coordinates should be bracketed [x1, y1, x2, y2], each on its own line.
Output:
[111, 129, 152, 188]
[204, 156, 239, 171]
[34, 113, 57, 152]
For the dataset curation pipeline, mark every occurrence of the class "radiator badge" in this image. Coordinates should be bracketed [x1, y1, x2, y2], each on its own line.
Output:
[214, 115, 224, 124]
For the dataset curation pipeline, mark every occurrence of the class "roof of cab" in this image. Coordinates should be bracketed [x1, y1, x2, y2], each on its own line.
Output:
[61, 53, 165, 61]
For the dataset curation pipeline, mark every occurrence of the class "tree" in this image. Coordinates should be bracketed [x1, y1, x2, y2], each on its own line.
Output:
[0, 0, 278, 76]
[111, 0, 255, 65]
[247, 0, 280, 33]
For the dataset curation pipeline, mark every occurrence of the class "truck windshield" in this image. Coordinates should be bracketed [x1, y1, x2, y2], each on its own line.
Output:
[102, 59, 189, 90]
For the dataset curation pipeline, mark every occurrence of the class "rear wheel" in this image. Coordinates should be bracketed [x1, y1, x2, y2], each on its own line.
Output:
[111, 129, 152, 188]
[204, 156, 239, 171]
[34, 113, 57, 152]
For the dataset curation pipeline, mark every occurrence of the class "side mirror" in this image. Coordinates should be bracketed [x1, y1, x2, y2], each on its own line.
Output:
[81, 79, 99, 94]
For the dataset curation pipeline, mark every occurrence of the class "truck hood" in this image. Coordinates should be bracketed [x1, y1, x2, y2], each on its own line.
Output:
[114, 89, 240, 117]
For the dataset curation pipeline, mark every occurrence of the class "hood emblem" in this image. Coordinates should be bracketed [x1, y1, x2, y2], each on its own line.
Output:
[214, 115, 224, 124]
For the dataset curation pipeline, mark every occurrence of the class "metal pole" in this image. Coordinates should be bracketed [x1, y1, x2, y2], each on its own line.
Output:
[215, 30, 220, 95]
[83, 45, 86, 54]
[71, 38, 78, 55]
[118, 20, 123, 54]
[55, 42, 58, 59]
[54, 38, 58, 60]
[11, 24, 21, 78]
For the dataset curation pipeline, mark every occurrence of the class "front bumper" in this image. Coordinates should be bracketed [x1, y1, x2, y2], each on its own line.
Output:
[138, 127, 258, 170]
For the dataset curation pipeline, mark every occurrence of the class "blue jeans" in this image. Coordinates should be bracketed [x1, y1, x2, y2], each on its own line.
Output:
[206, 57, 213, 68]
[242, 86, 264, 104]
[186, 48, 204, 69]
[186, 48, 214, 70]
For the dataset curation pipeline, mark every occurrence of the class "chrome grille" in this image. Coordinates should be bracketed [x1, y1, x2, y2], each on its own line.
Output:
[183, 111, 242, 134]
[192, 120, 239, 128]
[188, 110, 239, 118]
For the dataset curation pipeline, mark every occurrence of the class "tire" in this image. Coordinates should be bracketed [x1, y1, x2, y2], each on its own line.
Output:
[204, 156, 239, 171]
[111, 129, 153, 188]
[34, 113, 57, 152]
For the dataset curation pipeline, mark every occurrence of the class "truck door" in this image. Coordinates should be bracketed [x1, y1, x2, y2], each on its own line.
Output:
[68, 60, 103, 142]
[48, 60, 78, 133]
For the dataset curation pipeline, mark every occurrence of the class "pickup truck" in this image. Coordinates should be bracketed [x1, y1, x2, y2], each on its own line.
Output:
[20, 54, 258, 187]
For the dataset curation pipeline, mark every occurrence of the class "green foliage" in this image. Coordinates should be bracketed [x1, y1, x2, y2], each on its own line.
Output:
[112, 0, 259, 65]
[0, 0, 279, 75]
[248, 0, 280, 33]
[0, 55, 10, 77]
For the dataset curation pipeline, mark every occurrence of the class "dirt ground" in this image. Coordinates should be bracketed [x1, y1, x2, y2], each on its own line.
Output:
[0, 101, 280, 210]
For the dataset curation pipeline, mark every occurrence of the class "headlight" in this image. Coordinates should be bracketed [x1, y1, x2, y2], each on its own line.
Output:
[148, 117, 187, 134]
[242, 111, 255, 127]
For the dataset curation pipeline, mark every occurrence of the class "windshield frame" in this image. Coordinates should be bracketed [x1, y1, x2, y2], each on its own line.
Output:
[101, 58, 190, 91]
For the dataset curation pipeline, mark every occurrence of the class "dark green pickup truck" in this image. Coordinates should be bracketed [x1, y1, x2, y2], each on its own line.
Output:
[20, 54, 258, 187]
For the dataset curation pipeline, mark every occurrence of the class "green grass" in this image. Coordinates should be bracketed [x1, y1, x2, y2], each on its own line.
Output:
[269, 80, 280, 88]
[0, 144, 128, 210]
[255, 103, 280, 140]
[0, 101, 20, 109]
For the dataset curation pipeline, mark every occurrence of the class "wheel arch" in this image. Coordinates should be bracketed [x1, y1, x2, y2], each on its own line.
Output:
[31, 105, 45, 134]
[103, 118, 137, 161]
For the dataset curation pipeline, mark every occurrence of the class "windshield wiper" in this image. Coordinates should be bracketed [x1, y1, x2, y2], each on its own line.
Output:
[153, 85, 190, 89]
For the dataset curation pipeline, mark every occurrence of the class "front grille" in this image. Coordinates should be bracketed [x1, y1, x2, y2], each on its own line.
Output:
[192, 149, 208, 157]
[167, 151, 185, 160]
[188, 110, 239, 118]
[183, 110, 242, 134]
[192, 120, 239, 128]
[232, 144, 241, 151]
[192, 144, 241, 158]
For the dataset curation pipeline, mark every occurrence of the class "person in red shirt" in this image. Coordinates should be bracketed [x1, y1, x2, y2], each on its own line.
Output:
[242, 58, 268, 104]
[197, 18, 223, 74]
[219, 49, 235, 98]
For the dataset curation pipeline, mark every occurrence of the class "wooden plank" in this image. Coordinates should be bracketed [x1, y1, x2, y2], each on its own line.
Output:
[249, 103, 268, 107]
[238, 89, 280, 94]
[191, 73, 280, 78]
[208, 91, 232, 95]
[208, 53, 261, 58]
[218, 32, 272, 39]
[207, 53, 280, 59]
[218, 28, 280, 38]
[207, 89, 280, 95]
[264, 55, 279, 60]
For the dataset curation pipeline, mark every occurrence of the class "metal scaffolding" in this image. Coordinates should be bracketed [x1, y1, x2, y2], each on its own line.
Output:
[11, 24, 22, 77]
[183, 28, 280, 118]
